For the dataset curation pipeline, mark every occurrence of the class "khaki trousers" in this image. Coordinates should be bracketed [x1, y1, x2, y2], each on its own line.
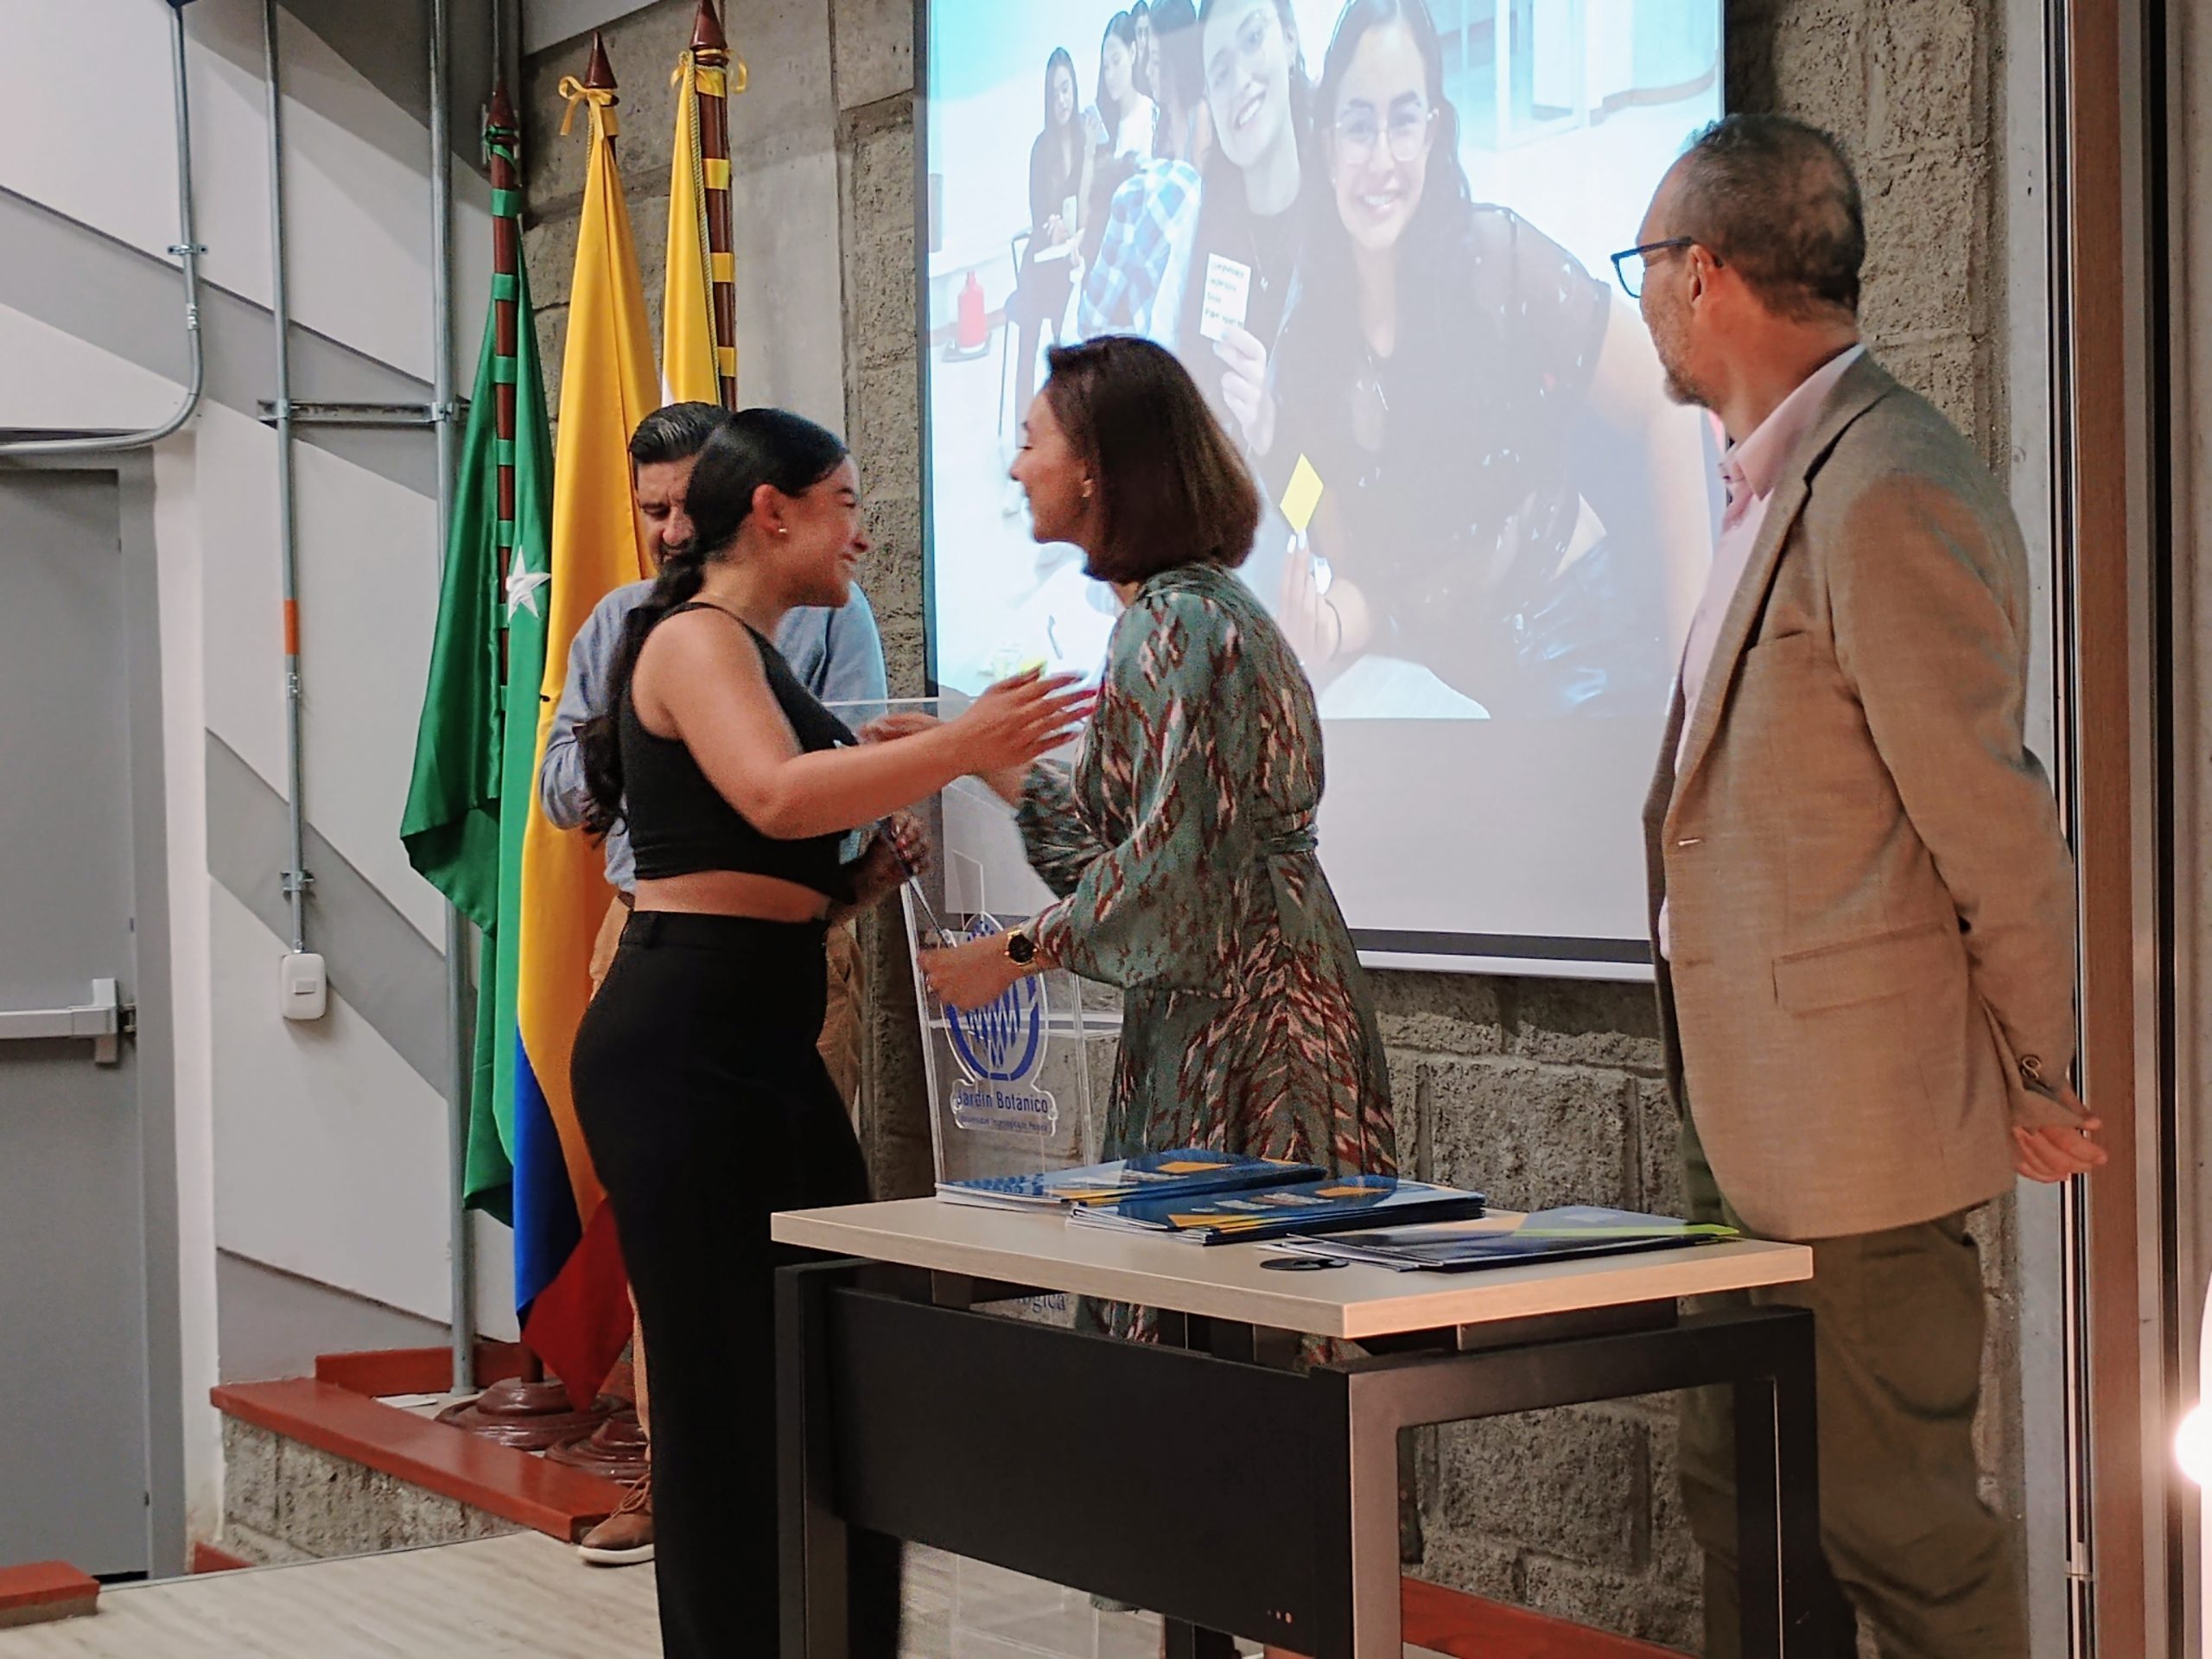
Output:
[1678, 1114, 2024, 1658]
[586, 897, 869, 1440]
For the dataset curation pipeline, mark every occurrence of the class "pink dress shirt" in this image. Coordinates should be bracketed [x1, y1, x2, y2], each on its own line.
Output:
[1659, 344, 1864, 961]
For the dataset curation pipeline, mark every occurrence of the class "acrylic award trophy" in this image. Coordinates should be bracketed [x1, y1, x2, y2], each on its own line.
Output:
[830, 696, 1115, 1192]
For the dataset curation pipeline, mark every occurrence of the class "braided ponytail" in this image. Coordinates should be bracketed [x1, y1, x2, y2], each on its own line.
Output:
[581, 542, 707, 840]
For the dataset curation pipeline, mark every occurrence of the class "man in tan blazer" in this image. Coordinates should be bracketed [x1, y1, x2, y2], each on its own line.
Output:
[1624, 115, 2105, 1656]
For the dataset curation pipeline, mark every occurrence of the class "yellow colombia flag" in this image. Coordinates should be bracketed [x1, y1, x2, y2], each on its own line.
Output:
[512, 32, 658, 1402]
[664, 3, 741, 404]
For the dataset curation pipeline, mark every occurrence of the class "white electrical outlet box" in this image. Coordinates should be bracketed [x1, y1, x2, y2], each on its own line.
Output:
[279, 951, 327, 1021]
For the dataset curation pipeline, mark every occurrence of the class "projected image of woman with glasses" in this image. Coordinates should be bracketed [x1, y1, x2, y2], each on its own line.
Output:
[921, 0, 1720, 722]
[1257, 0, 1711, 718]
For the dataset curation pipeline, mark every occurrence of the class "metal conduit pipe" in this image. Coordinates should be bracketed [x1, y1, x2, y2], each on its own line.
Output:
[261, 0, 312, 957]
[2043, 2, 2106, 1648]
[428, 0, 475, 1396]
[0, 0, 207, 459]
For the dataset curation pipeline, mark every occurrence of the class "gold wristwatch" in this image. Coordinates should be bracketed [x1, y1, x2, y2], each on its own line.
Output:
[1003, 925, 1038, 967]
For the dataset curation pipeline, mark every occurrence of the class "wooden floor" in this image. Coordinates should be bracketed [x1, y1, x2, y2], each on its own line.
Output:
[0, 1535, 652, 1659]
[0, 1538, 1452, 1659]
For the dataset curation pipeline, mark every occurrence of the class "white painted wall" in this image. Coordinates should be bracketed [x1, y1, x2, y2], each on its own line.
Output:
[3, 0, 511, 1557]
[11, 0, 492, 385]
[0, 308, 186, 433]
[151, 435, 222, 1544]
[208, 885, 453, 1314]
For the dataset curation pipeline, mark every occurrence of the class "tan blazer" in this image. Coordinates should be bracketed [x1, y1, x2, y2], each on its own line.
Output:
[1645, 353, 2081, 1241]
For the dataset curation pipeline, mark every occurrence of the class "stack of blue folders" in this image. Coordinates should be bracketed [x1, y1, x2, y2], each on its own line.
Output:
[934, 1148, 1321, 1212]
[1270, 1205, 1739, 1272]
[1068, 1173, 1488, 1245]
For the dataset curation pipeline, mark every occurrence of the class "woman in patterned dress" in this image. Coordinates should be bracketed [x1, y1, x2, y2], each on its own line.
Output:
[919, 334, 1395, 1214]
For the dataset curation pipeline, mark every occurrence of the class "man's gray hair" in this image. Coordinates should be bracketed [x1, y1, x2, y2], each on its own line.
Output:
[1676, 113, 1866, 321]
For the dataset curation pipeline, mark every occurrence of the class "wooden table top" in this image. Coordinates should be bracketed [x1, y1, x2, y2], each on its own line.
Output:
[772, 1198, 1812, 1341]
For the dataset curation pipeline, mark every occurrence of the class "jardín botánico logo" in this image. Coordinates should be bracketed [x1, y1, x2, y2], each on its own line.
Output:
[945, 916, 1046, 1085]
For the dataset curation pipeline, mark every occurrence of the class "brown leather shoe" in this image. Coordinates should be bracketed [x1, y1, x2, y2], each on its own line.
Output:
[577, 1471, 653, 1566]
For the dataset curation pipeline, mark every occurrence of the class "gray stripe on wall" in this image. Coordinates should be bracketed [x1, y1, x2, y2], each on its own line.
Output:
[186, 0, 498, 179]
[0, 186, 437, 499]
[205, 730, 448, 1090]
[216, 1249, 448, 1382]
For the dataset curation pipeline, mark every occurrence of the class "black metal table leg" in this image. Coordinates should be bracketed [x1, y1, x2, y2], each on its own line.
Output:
[1161, 1312, 1267, 1659]
[1161, 1624, 1241, 1658]
[1735, 1367, 1784, 1658]
[1734, 1309, 1834, 1657]
[779, 1259, 864, 1659]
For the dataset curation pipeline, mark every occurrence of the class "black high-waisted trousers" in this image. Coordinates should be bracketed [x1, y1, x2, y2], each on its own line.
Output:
[572, 910, 901, 1659]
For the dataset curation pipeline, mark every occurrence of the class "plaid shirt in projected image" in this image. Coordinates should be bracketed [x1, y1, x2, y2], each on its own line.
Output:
[1077, 159, 1202, 345]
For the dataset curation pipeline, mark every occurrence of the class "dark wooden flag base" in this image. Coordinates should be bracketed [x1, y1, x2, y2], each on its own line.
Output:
[435, 1371, 612, 1452]
[546, 1406, 650, 1484]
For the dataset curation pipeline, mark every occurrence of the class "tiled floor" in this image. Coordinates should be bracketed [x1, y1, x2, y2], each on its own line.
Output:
[903, 1548, 1454, 1659]
[0, 1538, 1449, 1658]
[0, 1534, 655, 1658]
[904, 1549, 1177, 1658]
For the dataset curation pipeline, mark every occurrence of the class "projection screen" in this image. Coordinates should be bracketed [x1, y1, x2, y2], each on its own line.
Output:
[918, 0, 1726, 975]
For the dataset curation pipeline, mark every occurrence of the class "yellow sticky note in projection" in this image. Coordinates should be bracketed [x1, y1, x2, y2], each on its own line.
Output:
[1280, 454, 1325, 536]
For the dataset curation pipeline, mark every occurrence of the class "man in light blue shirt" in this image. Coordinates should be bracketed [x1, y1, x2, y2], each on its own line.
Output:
[539, 403, 887, 1567]
[540, 399, 888, 1030]
[539, 573, 888, 893]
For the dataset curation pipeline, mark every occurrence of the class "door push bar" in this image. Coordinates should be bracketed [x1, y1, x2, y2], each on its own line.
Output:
[0, 979, 134, 1065]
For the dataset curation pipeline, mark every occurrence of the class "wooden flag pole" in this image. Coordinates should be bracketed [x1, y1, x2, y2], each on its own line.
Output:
[691, 0, 741, 408]
[435, 79, 604, 1442]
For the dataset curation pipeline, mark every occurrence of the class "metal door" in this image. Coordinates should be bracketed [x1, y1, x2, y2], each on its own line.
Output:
[0, 470, 150, 1578]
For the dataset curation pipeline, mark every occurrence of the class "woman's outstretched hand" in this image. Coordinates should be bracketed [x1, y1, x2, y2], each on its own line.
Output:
[862, 712, 1038, 806]
[950, 669, 1093, 773]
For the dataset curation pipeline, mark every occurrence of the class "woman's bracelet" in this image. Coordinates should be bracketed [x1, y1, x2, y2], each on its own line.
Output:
[1322, 599, 1344, 660]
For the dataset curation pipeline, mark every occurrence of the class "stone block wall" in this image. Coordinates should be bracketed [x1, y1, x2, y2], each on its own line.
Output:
[219, 1419, 520, 1566]
[519, 0, 2023, 1649]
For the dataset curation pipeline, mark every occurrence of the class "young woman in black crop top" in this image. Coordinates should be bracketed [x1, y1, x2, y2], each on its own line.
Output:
[569, 410, 1087, 1659]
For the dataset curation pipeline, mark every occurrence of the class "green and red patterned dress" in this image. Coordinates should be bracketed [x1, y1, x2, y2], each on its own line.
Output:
[1017, 562, 1396, 1188]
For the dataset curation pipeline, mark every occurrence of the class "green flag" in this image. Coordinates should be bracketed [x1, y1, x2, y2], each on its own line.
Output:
[402, 118, 556, 1221]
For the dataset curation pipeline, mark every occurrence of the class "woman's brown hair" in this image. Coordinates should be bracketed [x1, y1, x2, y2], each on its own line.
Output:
[1042, 334, 1262, 584]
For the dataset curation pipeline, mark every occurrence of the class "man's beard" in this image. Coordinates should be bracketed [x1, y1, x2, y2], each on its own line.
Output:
[1656, 338, 1713, 410]
[1662, 367, 1709, 408]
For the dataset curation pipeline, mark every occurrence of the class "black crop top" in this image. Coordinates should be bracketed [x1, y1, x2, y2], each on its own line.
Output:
[620, 603, 858, 899]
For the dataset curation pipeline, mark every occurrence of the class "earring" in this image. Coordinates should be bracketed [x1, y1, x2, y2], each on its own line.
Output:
[1081, 479, 1093, 500]
[777, 526, 789, 537]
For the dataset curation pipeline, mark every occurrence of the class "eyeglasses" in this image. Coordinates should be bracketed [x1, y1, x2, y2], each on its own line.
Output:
[1332, 104, 1438, 166]
[1610, 237, 1701, 299]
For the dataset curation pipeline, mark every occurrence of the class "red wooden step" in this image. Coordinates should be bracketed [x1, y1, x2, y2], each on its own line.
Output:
[211, 1379, 622, 1543]
[1402, 1576, 1687, 1658]
[0, 1561, 99, 1630]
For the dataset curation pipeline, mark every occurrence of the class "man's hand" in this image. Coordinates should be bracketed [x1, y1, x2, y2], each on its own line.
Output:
[846, 813, 930, 909]
[2014, 1079, 2107, 1181]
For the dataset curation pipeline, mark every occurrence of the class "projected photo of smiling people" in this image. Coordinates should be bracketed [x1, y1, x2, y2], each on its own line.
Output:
[1077, 0, 1213, 347]
[1261, 0, 1712, 719]
[918, 0, 1719, 747]
[1176, 0, 1314, 451]
[1091, 10, 1158, 163]
[1007, 48, 1095, 431]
